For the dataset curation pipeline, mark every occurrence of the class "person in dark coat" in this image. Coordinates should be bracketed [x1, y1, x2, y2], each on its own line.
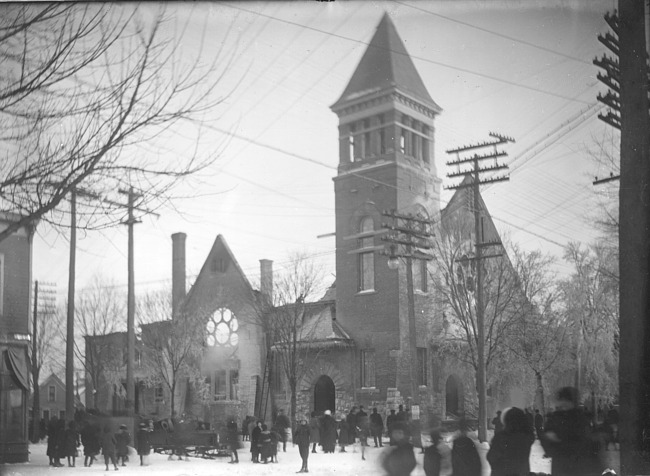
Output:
[47, 416, 61, 466]
[226, 418, 241, 463]
[450, 419, 482, 476]
[242, 416, 251, 441]
[338, 414, 350, 452]
[534, 409, 544, 439]
[381, 426, 416, 476]
[64, 420, 80, 467]
[370, 407, 384, 447]
[81, 421, 100, 467]
[487, 407, 535, 476]
[100, 425, 119, 471]
[541, 386, 603, 476]
[136, 422, 151, 466]
[320, 410, 337, 453]
[357, 407, 370, 460]
[259, 424, 273, 463]
[53, 418, 66, 467]
[275, 409, 291, 452]
[115, 424, 131, 466]
[492, 410, 504, 434]
[423, 430, 443, 476]
[346, 407, 358, 451]
[387, 409, 397, 445]
[251, 420, 263, 462]
[294, 418, 311, 473]
[396, 404, 408, 423]
[309, 411, 320, 453]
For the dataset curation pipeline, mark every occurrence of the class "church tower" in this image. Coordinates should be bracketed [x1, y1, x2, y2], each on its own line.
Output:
[331, 13, 442, 403]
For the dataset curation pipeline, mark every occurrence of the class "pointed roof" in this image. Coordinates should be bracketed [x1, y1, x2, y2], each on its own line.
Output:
[332, 12, 439, 111]
[182, 234, 255, 310]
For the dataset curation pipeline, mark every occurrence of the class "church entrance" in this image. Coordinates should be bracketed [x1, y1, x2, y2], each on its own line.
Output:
[445, 375, 462, 417]
[313, 375, 335, 414]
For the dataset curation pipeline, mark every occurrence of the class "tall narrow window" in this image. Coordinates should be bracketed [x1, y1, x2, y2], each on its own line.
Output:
[358, 217, 375, 291]
[360, 350, 376, 387]
[349, 124, 356, 162]
[422, 125, 430, 164]
[363, 119, 370, 157]
[154, 386, 164, 403]
[417, 347, 428, 386]
[214, 370, 227, 400]
[400, 130, 406, 154]
[229, 370, 239, 400]
[48, 385, 55, 402]
[412, 259, 428, 292]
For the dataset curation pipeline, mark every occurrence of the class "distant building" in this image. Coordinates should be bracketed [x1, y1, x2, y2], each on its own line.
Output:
[28, 373, 82, 423]
[0, 212, 37, 463]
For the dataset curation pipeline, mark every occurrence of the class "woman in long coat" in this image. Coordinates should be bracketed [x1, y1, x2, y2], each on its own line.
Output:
[309, 411, 320, 453]
[250, 420, 262, 463]
[259, 424, 273, 463]
[319, 410, 337, 453]
[136, 423, 151, 466]
[63, 420, 80, 467]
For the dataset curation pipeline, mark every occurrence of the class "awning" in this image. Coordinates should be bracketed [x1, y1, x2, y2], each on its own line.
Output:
[6, 347, 30, 391]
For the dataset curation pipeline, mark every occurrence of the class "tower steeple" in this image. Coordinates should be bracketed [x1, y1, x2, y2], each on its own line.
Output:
[332, 12, 438, 111]
[331, 12, 441, 174]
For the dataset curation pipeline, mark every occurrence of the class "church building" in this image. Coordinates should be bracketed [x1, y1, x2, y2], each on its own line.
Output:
[85, 12, 513, 430]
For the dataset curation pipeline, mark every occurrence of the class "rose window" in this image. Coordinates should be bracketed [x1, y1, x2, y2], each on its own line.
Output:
[206, 308, 239, 347]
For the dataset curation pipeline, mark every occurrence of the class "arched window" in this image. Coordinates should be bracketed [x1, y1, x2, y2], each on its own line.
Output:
[358, 217, 375, 291]
[206, 308, 239, 347]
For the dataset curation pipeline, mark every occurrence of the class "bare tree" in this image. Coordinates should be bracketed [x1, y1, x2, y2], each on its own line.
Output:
[29, 282, 61, 442]
[73, 275, 126, 409]
[430, 217, 524, 409]
[137, 289, 206, 419]
[0, 3, 236, 241]
[505, 247, 570, 413]
[560, 242, 619, 401]
[267, 252, 328, 426]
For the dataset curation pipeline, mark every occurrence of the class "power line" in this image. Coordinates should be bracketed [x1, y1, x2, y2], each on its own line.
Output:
[220, 2, 593, 104]
[395, 0, 594, 65]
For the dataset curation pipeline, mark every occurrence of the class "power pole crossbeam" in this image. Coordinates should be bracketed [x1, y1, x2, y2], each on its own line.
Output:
[445, 133, 514, 443]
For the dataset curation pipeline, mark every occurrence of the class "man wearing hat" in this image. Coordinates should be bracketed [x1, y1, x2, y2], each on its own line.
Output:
[115, 423, 131, 467]
[136, 423, 151, 466]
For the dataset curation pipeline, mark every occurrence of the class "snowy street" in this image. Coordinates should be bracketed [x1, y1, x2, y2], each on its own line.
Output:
[2, 436, 560, 476]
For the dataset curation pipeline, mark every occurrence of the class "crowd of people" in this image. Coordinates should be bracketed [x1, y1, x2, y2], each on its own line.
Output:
[45, 416, 152, 471]
[38, 389, 620, 475]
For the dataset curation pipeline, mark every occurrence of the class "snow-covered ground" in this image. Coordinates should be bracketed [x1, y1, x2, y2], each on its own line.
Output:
[3, 434, 623, 476]
[1, 434, 570, 476]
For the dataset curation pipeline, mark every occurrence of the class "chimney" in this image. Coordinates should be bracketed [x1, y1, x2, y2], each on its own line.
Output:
[171, 232, 187, 318]
[260, 259, 273, 302]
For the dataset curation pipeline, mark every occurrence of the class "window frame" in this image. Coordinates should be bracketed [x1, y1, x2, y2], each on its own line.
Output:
[358, 217, 375, 292]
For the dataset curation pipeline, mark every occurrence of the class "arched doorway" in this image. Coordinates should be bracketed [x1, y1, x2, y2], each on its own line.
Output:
[445, 375, 462, 417]
[313, 375, 335, 414]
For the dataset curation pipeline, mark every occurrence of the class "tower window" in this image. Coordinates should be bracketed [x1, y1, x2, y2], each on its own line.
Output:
[400, 130, 406, 154]
[358, 217, 375, 291]
[360, 349, 376, 387]
[349, 124, 356, 162]
[417, 347, 428, 386]
[412, 258, 428, 292]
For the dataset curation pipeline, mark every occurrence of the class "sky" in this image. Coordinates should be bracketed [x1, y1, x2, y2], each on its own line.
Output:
[31, 0, 619, 304]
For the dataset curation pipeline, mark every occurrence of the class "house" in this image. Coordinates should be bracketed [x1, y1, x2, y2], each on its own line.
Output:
[0, 212, 37, 463]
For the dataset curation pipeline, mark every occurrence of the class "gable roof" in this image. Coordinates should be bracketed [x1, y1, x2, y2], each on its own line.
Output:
[272, 300, 354, 350]
[182, 234, 255, 310]
[332, 12, 440, 111]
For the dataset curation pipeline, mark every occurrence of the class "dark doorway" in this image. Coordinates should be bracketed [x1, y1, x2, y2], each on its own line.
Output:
[446, 375, 460, 416]
[313, 375, 335, 414]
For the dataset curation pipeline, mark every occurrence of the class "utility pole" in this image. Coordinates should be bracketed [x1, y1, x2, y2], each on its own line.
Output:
[445, 132, 513, 443]
[30, 280, 39, 442]
[381, 210, 433, 406]
[595, 4, 650, 472]
[119, 187, 141, 417]
[66, 189, 76, 423]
